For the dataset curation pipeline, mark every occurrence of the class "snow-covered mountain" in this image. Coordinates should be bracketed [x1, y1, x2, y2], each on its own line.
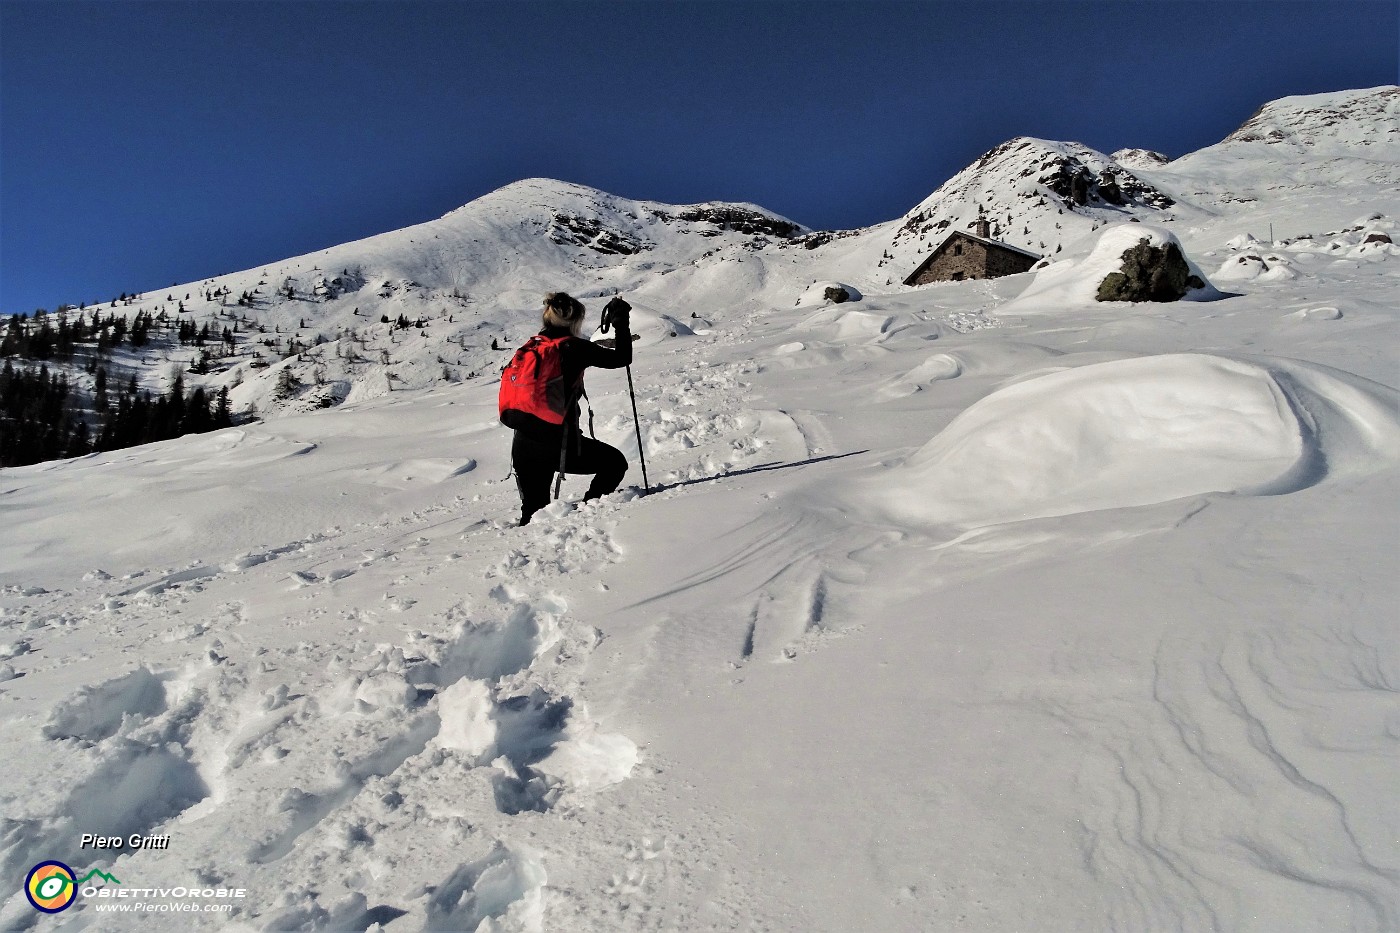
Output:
[102, 179, 810, 415]
[1147, 86, 1400, 211]
[25, 87, 1395, 424]
[2, 86, 1398, 932]
[1223, 85, 1400, 154]
[887, 137, 1175, 268]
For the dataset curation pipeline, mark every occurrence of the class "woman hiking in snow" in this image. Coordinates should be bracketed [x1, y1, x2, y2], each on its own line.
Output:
[499, 291, 633, 525]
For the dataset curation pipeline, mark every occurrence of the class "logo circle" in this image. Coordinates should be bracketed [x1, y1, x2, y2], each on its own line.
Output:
[25, 861, 77, 913]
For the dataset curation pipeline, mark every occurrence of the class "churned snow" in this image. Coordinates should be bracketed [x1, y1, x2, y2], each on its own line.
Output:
[1, 87, 1398, 932]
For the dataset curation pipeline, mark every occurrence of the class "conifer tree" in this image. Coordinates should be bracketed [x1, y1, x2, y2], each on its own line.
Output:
[215, 387, 232, 426]
[274, 366, 299, 400]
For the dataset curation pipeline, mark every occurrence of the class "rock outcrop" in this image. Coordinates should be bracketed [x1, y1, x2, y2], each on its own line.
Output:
[1096, 238, 1205, 302]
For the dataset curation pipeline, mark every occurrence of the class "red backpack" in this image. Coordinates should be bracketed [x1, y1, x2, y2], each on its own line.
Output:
[498, 334, 581, 427]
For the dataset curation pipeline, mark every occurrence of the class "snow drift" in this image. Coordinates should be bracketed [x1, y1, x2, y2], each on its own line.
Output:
[796, 280, 863, 307]
[1004, 224, 1221, 311]
[850, 353, 1400, 529]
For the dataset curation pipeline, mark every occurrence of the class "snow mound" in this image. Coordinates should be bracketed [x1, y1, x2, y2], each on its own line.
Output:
[534, 717, 639, 792]
[1004, 224, 1220, 312]
[794, 304, 897, 345]
[1214, 252, 1300, 282]
[879, 353, 964, 398]
[651, 312, 696, 339]
[436, 677, 499, 758]
[589, 305, 696, 345]
[1285, 306, 1343, 321]
[849, 354, 1400, 529]
[796, 281, 863, 307]
[361, 457, 477, 487]
[1226, 232, 1265, 249]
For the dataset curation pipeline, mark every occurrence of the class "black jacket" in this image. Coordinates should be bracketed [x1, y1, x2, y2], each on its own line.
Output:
[508, 322, 632, 445]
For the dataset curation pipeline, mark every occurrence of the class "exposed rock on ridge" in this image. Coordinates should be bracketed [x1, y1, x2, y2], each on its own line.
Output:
[1226, 86, 1400, 150]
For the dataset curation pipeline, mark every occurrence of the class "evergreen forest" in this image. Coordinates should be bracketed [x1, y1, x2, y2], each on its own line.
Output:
[1, 307, 236, 468]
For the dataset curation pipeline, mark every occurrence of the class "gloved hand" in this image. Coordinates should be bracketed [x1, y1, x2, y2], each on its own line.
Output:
[601, 296, 631, 332]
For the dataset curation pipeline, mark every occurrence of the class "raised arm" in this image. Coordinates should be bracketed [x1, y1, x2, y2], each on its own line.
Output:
[576, 297, 633, 370]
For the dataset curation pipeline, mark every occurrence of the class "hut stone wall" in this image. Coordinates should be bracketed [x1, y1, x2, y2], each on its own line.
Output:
[905, 232, 1039, 286]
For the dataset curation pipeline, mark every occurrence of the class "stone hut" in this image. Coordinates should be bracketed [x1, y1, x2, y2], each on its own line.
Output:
[903, 217, 1041, 286]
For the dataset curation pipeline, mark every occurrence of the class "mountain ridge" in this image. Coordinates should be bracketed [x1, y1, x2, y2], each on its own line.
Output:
[5, 86, 1395, 426]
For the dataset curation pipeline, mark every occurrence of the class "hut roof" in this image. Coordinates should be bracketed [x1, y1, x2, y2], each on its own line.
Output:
[953, 231, 1042, 260]
[903, 230, 1042, 285]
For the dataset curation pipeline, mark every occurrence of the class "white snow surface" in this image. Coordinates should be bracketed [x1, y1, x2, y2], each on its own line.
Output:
[1003, 223, 1221, 310]
[2, 86, 1399, 932]
[849, 352, 1399, 528]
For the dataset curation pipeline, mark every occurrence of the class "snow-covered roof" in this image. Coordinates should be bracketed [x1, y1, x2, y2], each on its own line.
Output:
[949, 230, 1042, 260]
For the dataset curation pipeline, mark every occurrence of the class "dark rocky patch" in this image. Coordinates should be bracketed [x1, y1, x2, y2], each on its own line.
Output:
[1096, 238, 1203, 302]
[657, 206, 802, 239]
[548, 214, 649, 255]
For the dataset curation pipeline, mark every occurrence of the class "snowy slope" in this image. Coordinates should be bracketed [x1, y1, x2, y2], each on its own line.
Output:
[37, 179, 810, 420]
[1219, 85, 1400, 158]
[1139, 87, 1400, 236]
[2, 87, 1399, 932]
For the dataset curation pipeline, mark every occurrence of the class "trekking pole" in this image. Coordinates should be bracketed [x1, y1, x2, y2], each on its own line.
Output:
[625, 364, 650, 492]
[548, 411, 565, 501]
[602, 293, 649, 493]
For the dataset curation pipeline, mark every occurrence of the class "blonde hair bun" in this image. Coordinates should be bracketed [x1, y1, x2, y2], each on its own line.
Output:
[542, 292, 586, 335]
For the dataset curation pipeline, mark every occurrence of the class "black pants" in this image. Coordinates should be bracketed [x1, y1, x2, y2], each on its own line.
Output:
[512, 430, 628, 525]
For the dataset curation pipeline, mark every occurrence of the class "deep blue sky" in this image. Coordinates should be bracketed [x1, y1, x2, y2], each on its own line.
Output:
[2, 1, 1396, 315]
